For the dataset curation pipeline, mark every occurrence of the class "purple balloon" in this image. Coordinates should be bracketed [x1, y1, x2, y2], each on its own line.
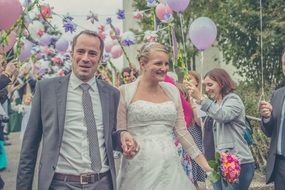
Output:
[19, 40, 33, 61]
[55, 38, 69, 52]
[39, 34, 52, 46]
[166, 0, 190, 13]
[188, 17, 217, 51]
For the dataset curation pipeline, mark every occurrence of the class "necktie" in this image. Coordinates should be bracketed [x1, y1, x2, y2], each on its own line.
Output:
[80, 83, 102, 172]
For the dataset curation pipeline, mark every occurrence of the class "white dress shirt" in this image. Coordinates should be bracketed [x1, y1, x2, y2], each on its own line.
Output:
[56, 72, 109, 175]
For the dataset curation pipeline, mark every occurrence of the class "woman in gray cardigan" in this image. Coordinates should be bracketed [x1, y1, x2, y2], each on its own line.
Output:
[188, 68, 255, 190]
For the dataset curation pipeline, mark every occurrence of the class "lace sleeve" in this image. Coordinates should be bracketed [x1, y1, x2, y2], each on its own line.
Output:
[175, 97, 201, 159]
[116, 86, 128, 130]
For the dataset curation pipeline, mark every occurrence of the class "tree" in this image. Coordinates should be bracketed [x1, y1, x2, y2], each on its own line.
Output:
[132, 0, 285, 87]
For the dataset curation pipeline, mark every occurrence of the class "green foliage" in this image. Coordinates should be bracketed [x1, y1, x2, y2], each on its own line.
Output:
[235, 81, 274, 117]
[132, 0, 285, 86]
[236, 82, 272, 173]
[208, 152, 221, 183]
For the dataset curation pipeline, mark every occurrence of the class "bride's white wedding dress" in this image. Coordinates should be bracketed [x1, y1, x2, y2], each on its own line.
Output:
[116, 80, 201, 190]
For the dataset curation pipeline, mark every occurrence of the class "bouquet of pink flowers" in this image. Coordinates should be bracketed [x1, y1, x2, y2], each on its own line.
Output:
[208, 152, 241, 184]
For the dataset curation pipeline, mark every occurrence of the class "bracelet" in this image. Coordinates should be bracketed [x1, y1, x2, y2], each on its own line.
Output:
[118, 129, 128, 136]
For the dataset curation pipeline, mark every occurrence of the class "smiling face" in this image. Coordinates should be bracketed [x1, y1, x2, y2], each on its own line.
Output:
[71, 33, 102, 82]
[204, 76, 222, 101]
[141, 50, 169, 82]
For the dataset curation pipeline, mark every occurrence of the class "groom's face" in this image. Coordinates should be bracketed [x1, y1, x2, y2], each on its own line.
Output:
[71, 34, 102, 82]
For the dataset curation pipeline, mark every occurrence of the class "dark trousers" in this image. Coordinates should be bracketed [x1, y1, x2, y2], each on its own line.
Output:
[273, 155, 285, 190]
[213, 162, 255, 190]
[49, 172, 113, 190]
[0, 175, 4, 189]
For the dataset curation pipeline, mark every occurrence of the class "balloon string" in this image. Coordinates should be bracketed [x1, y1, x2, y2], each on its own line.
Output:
[179, 13, 188, 70]
[109, 23, 132, 67]
[168, 26, 175, 72]
[200, 51, 204, 94]
[260, 0, 265, 100]
[153, 9, 157, 31]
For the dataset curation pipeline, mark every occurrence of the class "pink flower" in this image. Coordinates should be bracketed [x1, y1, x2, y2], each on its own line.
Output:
[37, 29, 44, 37]
[51, 57, 63, 65]
[220, 152, 241, 183]
[133, 10, 144, 20]
[39, 4, 52, 19]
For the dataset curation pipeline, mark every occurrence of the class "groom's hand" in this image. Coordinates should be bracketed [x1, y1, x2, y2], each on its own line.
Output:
[120, 131, 139, 159]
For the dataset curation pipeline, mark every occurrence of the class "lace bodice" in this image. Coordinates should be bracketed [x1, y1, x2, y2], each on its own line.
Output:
[127, 100, 176, 129]
[117, 79, 201, 159]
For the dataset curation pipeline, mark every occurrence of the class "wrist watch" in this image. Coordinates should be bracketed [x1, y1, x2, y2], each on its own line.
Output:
[118, 129, 128, 136]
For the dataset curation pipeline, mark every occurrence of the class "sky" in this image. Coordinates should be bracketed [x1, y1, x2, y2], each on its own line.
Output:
[44, 0, 124, 70]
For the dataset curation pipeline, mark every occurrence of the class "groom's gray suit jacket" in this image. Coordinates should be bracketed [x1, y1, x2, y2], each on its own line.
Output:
[16, 74, 120, 190]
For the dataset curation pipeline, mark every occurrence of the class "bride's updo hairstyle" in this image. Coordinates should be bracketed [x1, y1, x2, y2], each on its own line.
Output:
[137, 42, 168, 64]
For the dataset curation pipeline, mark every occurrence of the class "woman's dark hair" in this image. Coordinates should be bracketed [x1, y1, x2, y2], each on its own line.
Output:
[121, 67, 132, 75]
[204, 68, 236, 97]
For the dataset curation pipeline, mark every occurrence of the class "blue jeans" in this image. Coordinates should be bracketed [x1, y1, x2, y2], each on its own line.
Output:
[213, 162, 255, 190]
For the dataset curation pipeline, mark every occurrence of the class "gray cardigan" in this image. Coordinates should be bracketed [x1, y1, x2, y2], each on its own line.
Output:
[200, 93, 254, 164]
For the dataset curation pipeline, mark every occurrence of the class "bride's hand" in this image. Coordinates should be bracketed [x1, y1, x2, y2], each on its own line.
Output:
[120, 131, 140, 159]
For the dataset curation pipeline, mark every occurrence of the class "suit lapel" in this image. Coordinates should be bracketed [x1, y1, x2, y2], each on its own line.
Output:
[56, 75, 70, 142]
[97, 80, 110, 143]
[276, 88, 285, 119]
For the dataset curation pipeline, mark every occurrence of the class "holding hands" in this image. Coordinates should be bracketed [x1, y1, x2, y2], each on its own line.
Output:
[120, 131, 139, 159]
[259, 100, 272, 119]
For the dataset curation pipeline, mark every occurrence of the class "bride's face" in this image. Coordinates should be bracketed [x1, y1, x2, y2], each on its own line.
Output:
[141, 50, 169, 82]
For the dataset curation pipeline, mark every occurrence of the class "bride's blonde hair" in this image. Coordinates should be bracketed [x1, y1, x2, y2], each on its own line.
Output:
[137, 42, 168, 64]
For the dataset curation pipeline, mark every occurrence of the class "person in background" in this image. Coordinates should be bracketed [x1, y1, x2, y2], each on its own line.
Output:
[121, 66, 138, 84]
[259, 48, 285, 190]
[188, 68, 255, 190]
[184, 71, 207, 190]
[0, 56, 19, 190]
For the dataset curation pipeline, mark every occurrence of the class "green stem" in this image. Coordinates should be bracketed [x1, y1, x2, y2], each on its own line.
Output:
[109, 23, 132, 67]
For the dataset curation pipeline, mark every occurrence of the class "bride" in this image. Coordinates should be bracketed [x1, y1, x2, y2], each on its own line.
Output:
[116, 42, 212, 190]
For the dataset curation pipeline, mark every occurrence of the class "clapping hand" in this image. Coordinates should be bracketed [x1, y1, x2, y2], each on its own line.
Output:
[5, 62, 19, 83]
[120, 131, 139, 159]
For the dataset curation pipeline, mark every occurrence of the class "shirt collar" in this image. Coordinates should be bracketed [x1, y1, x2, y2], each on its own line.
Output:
[70, 72, 96, 91]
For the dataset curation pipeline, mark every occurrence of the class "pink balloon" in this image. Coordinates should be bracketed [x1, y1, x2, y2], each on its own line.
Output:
[104, 38, 115, 53]
[189, 17, 217, 51]
[0, 0, 23, 30]
[110, 45, 123, 59]
[166, 0, 190, 13]
[155, 3, 173, 21]
[0, 31, 17, 54]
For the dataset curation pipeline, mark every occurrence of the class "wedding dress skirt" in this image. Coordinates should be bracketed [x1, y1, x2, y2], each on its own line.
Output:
[117, 100, 196, 190]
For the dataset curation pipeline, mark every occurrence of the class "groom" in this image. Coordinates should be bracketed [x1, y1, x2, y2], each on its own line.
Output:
[16, 30, 137, 190]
